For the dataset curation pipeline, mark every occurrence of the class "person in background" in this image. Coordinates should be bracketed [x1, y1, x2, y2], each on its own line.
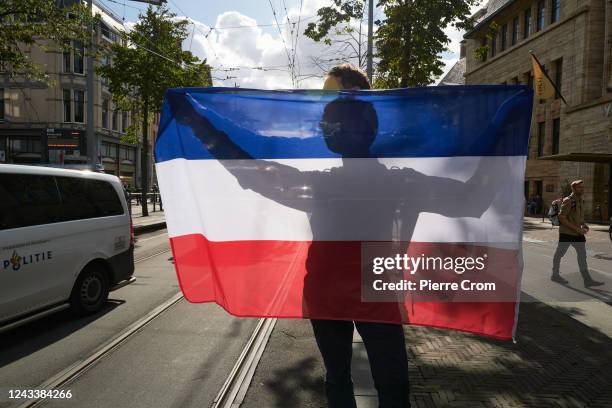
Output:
[551, 180, 604, 287]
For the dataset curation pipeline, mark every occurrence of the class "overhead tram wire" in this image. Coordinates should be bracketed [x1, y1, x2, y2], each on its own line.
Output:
[165, 0, 220, 65]
[98, 8, 290, 77]
[104, 0, 147, 12]
[268, 0, 296, 86]
[104, 0, 314, 85]
[292, 0, 304, 85]
[280, 0, 295, 60]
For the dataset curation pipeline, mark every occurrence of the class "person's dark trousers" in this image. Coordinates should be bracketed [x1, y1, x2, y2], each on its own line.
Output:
[310, 319, 410, 408]
[552, 233, 594, 283]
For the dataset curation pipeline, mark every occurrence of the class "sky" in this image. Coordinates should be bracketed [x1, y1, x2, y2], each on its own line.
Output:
[98, 0, 484, 89]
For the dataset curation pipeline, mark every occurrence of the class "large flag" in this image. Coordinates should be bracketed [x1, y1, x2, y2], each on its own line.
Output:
[155, 86, 533, 340]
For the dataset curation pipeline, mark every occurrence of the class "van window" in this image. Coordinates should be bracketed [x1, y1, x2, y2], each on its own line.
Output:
[56, 177, 124, 221]
[0, 174, 63, 230]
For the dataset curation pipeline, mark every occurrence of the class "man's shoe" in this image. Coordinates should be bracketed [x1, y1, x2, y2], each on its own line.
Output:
[551, 275, 569, 284]
[584, 280, 604, 287]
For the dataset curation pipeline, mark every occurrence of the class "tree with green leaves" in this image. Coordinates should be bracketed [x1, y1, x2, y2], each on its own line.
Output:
[305, 0, 478, 88]
[0, 0, 94, 83]
[97, 5, 211, 216]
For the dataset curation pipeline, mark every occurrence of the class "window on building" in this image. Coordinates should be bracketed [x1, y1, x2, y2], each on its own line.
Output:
[101, 142, 117, 158]
[551, 0, 560, 23]
[537, 1, 545, 31]
[512, 17, 519, 45]
[539, 64, 547, 103]
[102, 98, 109, 129]
[552, 118, 560, 154]
[100, 22, 111, 39]
[122, 111, 128, 133]
[112, 109, 118, 131]
[120, 146, 136, 162]
[73, 40, 84, 74]
[500, 24, 508, 51]
[100, 22, 118, 42]
[554, 58, 563, 99]
[101, 141, 110, 157]
[524, 8, 532, 38]
[100, 55, 110, 86]
[63, 45, 71, 73]
[74, 89, 84, 123]
[0, 88, 4, 121]
[537, 122, 545, 157]
[63, 89, 72, 122]
[526, 71, 533, 88]
[10, 137, 41, 154]
[490, 34, 497, 57]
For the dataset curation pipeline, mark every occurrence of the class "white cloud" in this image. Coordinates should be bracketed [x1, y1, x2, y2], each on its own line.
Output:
[152, 0, 488, 89]
[181, 0, 333, 89]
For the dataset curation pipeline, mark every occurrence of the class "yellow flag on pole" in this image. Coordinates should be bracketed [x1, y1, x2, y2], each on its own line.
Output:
[530, 52, 563, 102]
[531, 54, 555, 99]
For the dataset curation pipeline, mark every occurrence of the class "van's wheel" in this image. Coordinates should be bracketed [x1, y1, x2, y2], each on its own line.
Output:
[70, 264, 109, 316]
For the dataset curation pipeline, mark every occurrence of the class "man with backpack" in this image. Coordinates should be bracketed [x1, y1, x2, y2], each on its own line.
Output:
[551, 180, 604, 287]
[548, 195, 563, 226]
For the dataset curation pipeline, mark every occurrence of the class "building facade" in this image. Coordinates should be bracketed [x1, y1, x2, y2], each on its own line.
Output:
[463, 0, 612, 221]
[0, 1, 149, 188]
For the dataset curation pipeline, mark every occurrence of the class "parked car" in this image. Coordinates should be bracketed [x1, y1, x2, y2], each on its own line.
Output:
[0, 164, 135, 332]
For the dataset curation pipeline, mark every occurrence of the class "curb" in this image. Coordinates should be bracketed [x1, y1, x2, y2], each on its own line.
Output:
[133, 221, 167, 235]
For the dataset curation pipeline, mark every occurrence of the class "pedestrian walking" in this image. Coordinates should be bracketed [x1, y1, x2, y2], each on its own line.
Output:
[551, 180, 604, 287]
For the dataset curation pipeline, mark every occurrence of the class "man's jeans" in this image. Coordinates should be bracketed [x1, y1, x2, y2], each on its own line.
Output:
[552, 233, 593, 283]
[310, 319, 410, 408]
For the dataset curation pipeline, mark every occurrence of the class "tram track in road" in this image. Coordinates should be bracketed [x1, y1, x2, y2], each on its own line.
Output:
[212, 318, 277, 408]
[15, 249, 178, 408]
[15, 242, 276, 408]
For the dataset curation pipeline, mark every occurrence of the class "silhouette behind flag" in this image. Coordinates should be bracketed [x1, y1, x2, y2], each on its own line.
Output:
[155, 86, 533, 340]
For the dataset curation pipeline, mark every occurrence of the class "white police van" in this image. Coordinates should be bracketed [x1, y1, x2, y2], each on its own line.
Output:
[0, 165, 135, 332]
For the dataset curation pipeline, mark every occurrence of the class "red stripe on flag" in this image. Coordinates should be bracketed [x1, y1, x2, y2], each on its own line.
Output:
[169, 234, 519, 339]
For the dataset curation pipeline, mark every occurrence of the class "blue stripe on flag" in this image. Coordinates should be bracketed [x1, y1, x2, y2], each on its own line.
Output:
[155, 86, 533, 162]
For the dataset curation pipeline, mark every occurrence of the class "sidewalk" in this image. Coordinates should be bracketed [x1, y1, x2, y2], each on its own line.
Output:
[243, 300, 612, 407]
[129, 201, 166, 233]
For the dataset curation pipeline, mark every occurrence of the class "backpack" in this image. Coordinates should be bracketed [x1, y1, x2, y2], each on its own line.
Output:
[548, 202, 560, 226]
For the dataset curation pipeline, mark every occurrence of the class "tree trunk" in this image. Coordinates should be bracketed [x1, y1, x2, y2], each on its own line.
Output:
[140, 103, 149, 217]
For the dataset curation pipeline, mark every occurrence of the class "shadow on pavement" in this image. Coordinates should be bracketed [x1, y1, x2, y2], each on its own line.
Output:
[0, 301, 123, 368]
[243, 300, 612, 407]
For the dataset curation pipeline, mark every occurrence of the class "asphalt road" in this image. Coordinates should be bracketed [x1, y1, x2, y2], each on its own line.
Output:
[520, 238, 612, 337]
[0, 230, 258, 408]
[1, 229, 610, 408]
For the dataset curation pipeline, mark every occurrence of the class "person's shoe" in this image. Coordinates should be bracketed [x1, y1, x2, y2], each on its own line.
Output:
[584, 280, 604, 287]
[551, 275, 569, 284]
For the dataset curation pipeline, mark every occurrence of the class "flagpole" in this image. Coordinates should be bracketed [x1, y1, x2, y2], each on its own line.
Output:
[529, 50, 567, 105]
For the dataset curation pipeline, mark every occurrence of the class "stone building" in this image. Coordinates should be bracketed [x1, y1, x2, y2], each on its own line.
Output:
[0, 1, 147, 188]
[463, 0, 612, 221]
